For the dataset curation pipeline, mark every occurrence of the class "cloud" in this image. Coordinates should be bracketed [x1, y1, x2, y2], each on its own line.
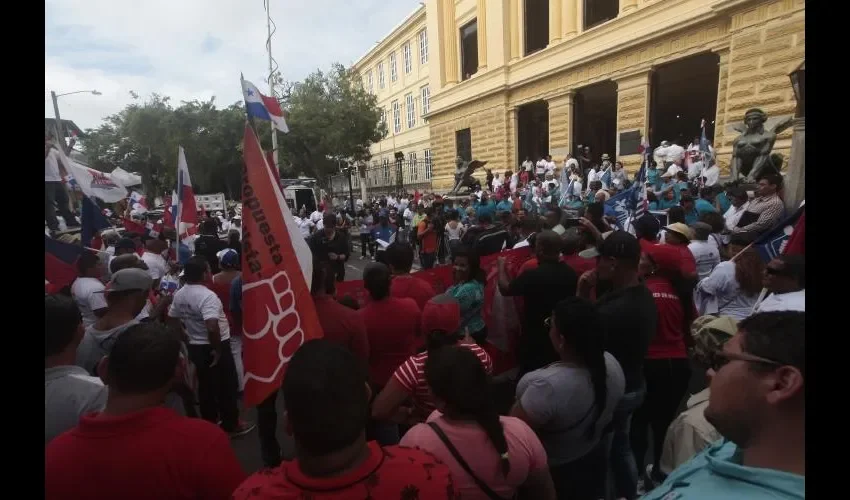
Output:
[45, 0, 421, 131]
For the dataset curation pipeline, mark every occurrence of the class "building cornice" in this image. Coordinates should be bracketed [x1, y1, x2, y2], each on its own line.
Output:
[352, 6, 426, 71]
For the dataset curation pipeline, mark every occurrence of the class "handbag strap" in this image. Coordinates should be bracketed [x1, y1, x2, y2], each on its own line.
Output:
[427, 422, 512, 500]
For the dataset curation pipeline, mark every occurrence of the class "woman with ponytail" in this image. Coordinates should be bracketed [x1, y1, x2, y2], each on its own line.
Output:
[510, 296, 625, 500]
[372, 295, 492, 425]
[401, 345, 556, 500]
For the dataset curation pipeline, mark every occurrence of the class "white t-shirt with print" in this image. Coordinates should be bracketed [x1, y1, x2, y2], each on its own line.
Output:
[141, 252, 168, 280]
[168, 284, 231, 345]
[71, 277, 108, 329]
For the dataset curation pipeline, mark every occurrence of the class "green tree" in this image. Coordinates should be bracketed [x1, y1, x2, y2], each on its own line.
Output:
[277, 63, 386, 184]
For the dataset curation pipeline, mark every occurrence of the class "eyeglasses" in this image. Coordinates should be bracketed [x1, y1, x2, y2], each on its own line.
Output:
[709, 350, 783, 372]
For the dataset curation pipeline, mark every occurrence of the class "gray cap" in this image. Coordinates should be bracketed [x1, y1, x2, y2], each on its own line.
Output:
[106, 268, 153, 293]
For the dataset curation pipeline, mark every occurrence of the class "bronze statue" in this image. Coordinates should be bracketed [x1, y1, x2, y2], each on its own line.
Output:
[731, 108, 792, 181]
[448, 156, 488, 195]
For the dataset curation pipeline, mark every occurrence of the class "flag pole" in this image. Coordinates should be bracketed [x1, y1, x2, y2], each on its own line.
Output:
[265, 0, 280, 172]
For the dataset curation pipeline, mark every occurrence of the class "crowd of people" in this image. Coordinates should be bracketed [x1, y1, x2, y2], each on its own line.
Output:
[46, 136, 805, 499]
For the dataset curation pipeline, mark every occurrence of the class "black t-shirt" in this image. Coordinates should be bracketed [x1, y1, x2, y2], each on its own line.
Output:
[504, 260, 578, 373]
[193, 235, 226, 274]
[595, 283, 658, 393]
[308, 230, 350, 264]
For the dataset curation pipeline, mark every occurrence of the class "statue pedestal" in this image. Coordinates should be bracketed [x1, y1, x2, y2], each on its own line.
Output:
[784, 118, 805, 213]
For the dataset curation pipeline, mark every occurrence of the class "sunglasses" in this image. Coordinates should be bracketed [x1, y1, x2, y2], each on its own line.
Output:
[764, 267, 787, 276]
[708, 350, 782, 372]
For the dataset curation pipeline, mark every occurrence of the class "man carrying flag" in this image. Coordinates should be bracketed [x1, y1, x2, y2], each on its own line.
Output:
[175, 147, 198, 264]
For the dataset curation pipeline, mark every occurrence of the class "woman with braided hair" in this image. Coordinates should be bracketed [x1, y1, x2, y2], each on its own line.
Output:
[401, 345, 556, 500]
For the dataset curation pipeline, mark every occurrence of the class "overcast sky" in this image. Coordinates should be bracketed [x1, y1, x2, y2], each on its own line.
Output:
[45, 0, 422, 131]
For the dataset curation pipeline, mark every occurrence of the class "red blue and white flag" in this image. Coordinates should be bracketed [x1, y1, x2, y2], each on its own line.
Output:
[175, 147, 198, 263]
[129, 191, 148, 211]
[241, 77, 289, 134]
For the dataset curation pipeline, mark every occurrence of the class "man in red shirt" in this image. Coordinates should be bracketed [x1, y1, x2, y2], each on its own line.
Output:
[312, 261, 369, 361]
[360, 263, 421, 445]
[233, 339, 457, 500]
[386, 241, 436, 310]
[46, 322, 246, 500]
[417, 208, 438, 269]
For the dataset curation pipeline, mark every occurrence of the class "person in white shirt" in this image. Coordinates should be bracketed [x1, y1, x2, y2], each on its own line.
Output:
[665, 142, 686, 164]
[46, 294, 108, 444]
[45, 138, 79, 234]
[522, 157, 535, 174]
[168, 256, 255, 437]
[701, 161, 721, 187]
[722, 188, 750, 243]
[545, 154, 556, 175]
[687, 153, 704, 181]
[535, 157, 547, 182]
[71, 252, 108, 329]
[695, 234, 763, 320]
[140, 239, 169, 285]
[492, 172, 503, 192]
[753, 255, 805, 313]
[293, 208, 315, 239]
[309, 206, 324, 224]
[587, 165, 601, 186]
[688, 222, 721, 280]
[666, 160, 684, 178]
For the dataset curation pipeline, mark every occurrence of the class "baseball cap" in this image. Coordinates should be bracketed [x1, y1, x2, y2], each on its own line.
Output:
[691, 315, 738, 365]
[421, 295, 461, 335]
[642, 242, 684, 274]
[633, 214, 660, 239]
[106, 268, 153, 293]
[598, 230, 641, 261]
[217, 248, 239, 268]
[665, 223, 694, 241]
[116, 238, 137, 252]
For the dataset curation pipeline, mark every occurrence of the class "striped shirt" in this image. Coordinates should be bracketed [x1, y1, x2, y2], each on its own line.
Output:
[393, 343, 493, 414]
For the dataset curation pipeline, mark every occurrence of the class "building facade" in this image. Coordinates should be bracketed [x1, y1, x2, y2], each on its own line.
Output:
[422, 0, 805, 191]
[347, 6, 435, 196]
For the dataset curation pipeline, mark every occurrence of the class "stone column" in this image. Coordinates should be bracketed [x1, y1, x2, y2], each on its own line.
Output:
[506, 107, 518, 171]
[509, 0, 520, 61]
[442, 0, 459, 84]
[562, 0, 578, 39]
[711, 46, 732, 176]
[620, 0, 638, 15]
[548, 91, 575, 161]
[549, 0, 562, 44]
[614, 69, 652, 174]
[783, 118, 805, 212]
[477, 0, 488, 71]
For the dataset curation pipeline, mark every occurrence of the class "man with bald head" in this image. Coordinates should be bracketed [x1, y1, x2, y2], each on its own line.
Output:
[498, 230, 578, 374]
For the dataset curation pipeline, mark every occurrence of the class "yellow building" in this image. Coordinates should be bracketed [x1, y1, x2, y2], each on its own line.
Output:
[422, 0, 805, 191]
[351, 6, 434, 195]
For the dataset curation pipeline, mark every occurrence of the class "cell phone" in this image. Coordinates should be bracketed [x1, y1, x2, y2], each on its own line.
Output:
[563, 218, 582, 229]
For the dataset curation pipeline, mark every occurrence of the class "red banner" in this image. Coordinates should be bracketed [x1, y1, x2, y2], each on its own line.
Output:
[240, 123, 323, 407]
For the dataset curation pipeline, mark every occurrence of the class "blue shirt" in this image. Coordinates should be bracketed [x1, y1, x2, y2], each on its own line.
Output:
[684, 209, 700, 226]
[496, 200, 513, 212]
[230, 276, 243, 331]
[475, 200, 497, 220]
[716, 192, 732, 214]
[642, 440, 804, 500]
[695, 199, 718, 216]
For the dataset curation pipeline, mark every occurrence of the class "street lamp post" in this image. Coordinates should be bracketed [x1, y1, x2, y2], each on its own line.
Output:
[50, 89, 101, 152]
[784, 62, 805, 212]
[346, 165, 356, 214]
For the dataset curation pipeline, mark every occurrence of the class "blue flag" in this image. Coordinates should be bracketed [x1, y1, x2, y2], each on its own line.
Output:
[81, 195, 112, 247]
[754, 205, 804, 263]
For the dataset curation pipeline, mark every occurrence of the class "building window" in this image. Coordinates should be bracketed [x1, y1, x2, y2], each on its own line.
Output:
[403, 42, 413, 74]
[460, 20, 478, 81]
[585, 0, 618, 30]
[424, 149, 432, 179]
[456, 128, 472, 161]
[382, 158, 390, 186]
[366, 70, 374, 93]
[408, 152, 418, 181]
[392, 100, 401, 134]
[421, 85, 430, 115]
[419, 30, 429, 64]
[378, 62, 385, 88]
[524, 0, 549, 55]
[380, 108, 388, 138]
[405, 93, 416, 129]
[390, 52, 398, 82]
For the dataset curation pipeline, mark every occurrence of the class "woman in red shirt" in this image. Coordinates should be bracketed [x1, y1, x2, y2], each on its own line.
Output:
[630, 243, 696, 488]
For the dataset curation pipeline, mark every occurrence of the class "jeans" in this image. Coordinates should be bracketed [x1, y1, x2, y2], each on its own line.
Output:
[187, 340, 240, 432]
[550, 434, 611, 500]
[257, 390, 282, 467]
[420, 252, 436, 269]
[631, 358, 692, 475]
[359, 233, 373, 257]
[45, 181, 78, 232]
[610, 386, 646, 500]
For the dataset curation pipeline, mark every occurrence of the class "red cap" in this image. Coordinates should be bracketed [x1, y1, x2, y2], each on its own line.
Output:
[421, 297, 461, 335]
[643, 243, 684, 274]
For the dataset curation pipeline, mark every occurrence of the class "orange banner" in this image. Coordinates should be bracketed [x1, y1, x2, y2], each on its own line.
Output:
[240, 123, 323, 407]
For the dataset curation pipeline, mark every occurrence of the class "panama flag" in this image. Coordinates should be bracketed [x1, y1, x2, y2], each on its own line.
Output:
[175, 147, 198, 263]
[240, 122, 321, 407]
[129, 191, 147, 211]
[241, 76, 289, 133]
